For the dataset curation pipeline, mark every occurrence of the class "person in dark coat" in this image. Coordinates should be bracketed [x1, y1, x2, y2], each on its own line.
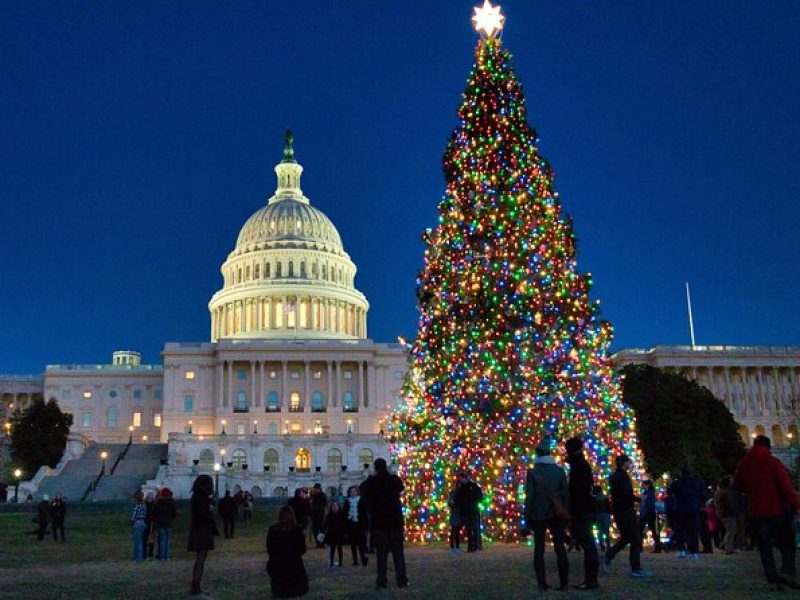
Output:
[360, 458, 409, 589]
[603, 455, 649, 577]
[524, 435, 569, 591]
[639, 480, 662, 553]
[310, 484, 328, 549]
[448, 480, 463, 552]
[323, 501, 346, 567]
[50, 494, 67, 543]
[670, 466, 705, 559]
[143, 492, 156, 559]
[343, 485, 369, 566]
[187, 474, 218, 596]
[455, 472, 483, 552]
[288, 488, 310, 535]
[219, 490, 237, 539]
[153, 487, 177, 559]
[565, 437, 599, 589]
[36, 495, 50, 542]
[267, 505, 309, 598]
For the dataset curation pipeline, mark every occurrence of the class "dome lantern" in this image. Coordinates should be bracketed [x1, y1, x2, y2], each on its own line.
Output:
[274, 129, 305, 202]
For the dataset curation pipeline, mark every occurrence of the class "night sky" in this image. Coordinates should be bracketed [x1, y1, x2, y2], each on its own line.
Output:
[2, 1, 799, 373]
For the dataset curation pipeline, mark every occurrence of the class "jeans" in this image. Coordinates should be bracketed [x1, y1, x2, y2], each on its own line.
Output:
[158, 527, 170, 559]
[595, 513, 611, 549]
[463, 514, 480, 551]
[132, 523, 146, 561]
[372, 528, 408, 587]
[571, 513, 599, 578]
[751, 516, 788, 583]
[720, 517, 736, 553]
[531, 518, 568, 586]
[606, 509, 641, 571]
[449, 524, 461, 549]
[674, 510, 699, 554]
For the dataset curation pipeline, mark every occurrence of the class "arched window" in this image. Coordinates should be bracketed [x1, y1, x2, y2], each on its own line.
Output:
[265, 263, 271, 278]
[263, 448, 279, 472]
[343, 392, 356, 412]
[288, 261, 294, 277]
[312, 263, 318, 278]
[771, 424, 786, 447]
[358, 448, 374, 469]
[231, 449, 247, 470]
[273, 486, 288, 498]
[254, 264, 260, 279]
[198, 449, 215, 469]
[300, 261, 307, 277]
[311, 391, 324, 412]
[266, 391, 279, 412]
[327, 448, 343, 472]
[738, 425, 750, 444]
[290, 391, 301, 412]
[107, 406, 118, 427]
[237, 268, 242, 283]
[250, 486, 263, 498]
[295, 448, 310, 472]
[235, 391, 248, 412]
[245, 265, 250, 280]
[276, 262, 282, 277]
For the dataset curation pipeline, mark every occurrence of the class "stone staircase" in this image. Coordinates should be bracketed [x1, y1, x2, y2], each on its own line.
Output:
[36, 443, 127, 502]
[89, 443, 167, 501]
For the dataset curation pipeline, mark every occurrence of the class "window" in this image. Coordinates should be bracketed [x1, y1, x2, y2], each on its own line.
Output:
[358, 449, 374, 469]
[82, 412, 92, 428]
[237, 423, 246, 435]
[108, 390, 118, 398]
[265, 263, 271, 278]
[133, 389, 142, 400]
[343, 371, 353, 380]
[295, 448, 310, 471]
[290, 392, 301, 412]
[267, 422, 278, 435]
[254, 264, 260, 279]
[276, 262, 282, 277]
[63, 389, 71, 398]
[311, 392, 324, 412]
[343, 392, 356, 412]
[237, 370, 247, 380]
[327, 448, 343, 472]
[185, 371, 196, 380]
[132, 412, 142, 427]
[288, 261, 294, 277]
[345, 419, 355, 434]
[83, 391, 92, 399]
[198, 449, 215, 469]
[263, 448, 279, 472]
[108, 406, 118, 428]
[235, 391, 248, 412]
[184, 395, 194, 412]
[313, 370, 322, 379]
[154, 389, 162, 400]
[393, 371, 404, 380]
[266, 391, 279, 412]
[231, 449, 247, 470]
[153, 412, 162, 428]
[300, 261, 306, 277]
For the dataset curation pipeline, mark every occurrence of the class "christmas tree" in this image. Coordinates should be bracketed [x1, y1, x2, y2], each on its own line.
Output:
[389, 3, 643, 543]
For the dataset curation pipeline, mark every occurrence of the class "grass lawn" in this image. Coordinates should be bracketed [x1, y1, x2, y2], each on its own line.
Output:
[0, 504, 783, 599]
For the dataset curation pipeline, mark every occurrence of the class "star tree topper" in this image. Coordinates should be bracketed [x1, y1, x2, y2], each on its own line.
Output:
[472, 0, 505, 38]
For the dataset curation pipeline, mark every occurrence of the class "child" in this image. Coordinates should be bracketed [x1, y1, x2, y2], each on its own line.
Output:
[323, 501, 346, 567]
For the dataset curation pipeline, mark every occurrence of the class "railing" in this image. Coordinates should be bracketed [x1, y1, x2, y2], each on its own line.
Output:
[233, 407, 250, 413]
[288, 406, 304, 413]
[81, 468, 104, 502]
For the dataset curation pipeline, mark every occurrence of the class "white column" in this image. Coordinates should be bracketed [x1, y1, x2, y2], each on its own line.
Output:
[367, 362, 376, 408]
[258, 361, 265, 408]
[358, 361, 365, 408]
[335, 361, 342, 407]
[326, 360, 333, 409]
[282, 360, 288, 409]
[723, 367, 733, 411]
[755, 368, 766, 415]
[227, 360, 233, 408]
[250, 361, 256, 408]
[304, 361, 311, 412]
[789, 368, 799, 409]
[217, 362, 224, 408]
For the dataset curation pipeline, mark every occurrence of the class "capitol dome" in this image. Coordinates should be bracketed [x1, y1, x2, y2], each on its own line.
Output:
[209, 131, 369, 341]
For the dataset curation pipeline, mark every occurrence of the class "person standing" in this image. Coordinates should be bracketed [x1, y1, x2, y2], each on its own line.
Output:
[266, 505, 308, 598]
[130, 491, 147, 561]
[565, 437, 599, 590]
[735, 435, 800, 590]
[50, 494, 66, 543]
[670, 466, 704, 559]
[36, 494, 50, 542]
[310, 484, 328, 549]
[288, 488, 310, 540]
[594, 485, 611, 553]
[360, 458, 409, 589]
[448, 480, 463, 553]
[143, 492, 156, 559]
[524, 435, 569, 591]
[456, 472, 483, 552]
[603, 455, 649, 577]
[187, 474, 218, 596]
[219, 490, 236, 539]
[343, 485, 369, 566]
[639, 480, 662, 553]
[153, 487, 177, 559]
[714, 476, 738, 555]
[323, 501, 346, 567]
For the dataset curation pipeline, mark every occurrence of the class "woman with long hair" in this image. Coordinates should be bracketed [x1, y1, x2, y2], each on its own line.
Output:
[267, 505, 309, 598]
[187, 474, 218, 596]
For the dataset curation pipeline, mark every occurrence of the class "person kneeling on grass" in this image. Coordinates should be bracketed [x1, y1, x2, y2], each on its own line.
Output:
[267, 505, 309, 598]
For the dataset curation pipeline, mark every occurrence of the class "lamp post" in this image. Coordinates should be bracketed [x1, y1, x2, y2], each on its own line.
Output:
[13, 468, 21, 503]
[100, 451, 108, 476]
[253, 420, 258, 435]
[142, 435, 148, 442]
[128, 425, 134, 444]
[221, 419, 226, 435]
[3, 421, 10, 437]
[188, 420, 193, 435]
[213, 463, 221, 499]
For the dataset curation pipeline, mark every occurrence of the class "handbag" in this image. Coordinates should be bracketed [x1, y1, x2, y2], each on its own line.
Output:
[551, 494, 570, 521]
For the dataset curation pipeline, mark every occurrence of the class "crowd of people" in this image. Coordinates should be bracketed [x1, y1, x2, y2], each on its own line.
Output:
[25, 493, 67, 542]
[129, 487, 178, 561]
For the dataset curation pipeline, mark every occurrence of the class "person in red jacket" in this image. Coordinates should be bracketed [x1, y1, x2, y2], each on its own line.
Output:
[734, 435, 800, 590]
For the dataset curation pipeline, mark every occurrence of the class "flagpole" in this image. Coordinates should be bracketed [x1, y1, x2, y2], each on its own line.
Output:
[685, 282, 696, 348]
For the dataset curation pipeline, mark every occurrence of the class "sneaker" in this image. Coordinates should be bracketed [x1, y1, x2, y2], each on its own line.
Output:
[631, 569, 651, 578]
[689, 554, 699, 561]
[677, 550, 687, 558]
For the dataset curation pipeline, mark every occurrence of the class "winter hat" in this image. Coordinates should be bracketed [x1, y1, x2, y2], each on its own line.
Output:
[536, 435, 553, 454]
[615, 455, 631, 468]
[565, 437, 583, 455]
[42, 494, 50, 501]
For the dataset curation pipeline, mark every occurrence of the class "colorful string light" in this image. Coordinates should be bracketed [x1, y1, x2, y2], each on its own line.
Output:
[388, 37, 644, 544]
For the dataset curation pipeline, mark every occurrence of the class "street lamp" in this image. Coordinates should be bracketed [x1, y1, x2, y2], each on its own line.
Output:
[213, 463, 221, 498]
[3, 421, 10, 436]
[253, 420, 258, 435]
[100, 451, 108, 475]
[128, 425, 134, 444]
[142, 435, 148, 442]
[221, 419, 226, 435]
[188, 420, 193, 435]
[13, 468, 21, 503]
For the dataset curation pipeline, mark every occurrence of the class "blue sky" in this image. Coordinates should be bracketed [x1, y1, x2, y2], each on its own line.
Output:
[1, 1, 799, 373]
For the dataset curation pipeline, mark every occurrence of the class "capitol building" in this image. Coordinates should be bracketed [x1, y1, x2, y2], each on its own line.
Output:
[1, 135, 407, 499]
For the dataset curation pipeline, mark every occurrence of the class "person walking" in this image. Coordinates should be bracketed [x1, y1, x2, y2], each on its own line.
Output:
[565, 437, 599, 590]
[310, 483, 328, 549]
[523, 435, 569, 591]
[153, 487, 177, 559]
[734, 435, 800, 590]
[670, 466, 704, 559]
[360, 458, 409, 589]
[130, 491, 147, 561]
[219, 490, 237, 539]
[266, 505, 309, 598]
[456, 472, 483, 552]
[714, 476, 738, 555]
[343, 485, 369, 566]
[50, 494, 66, 543]
[323, 501, 346, 567]
[448, 480, 463, 552]
[36, 495, 50, 542]
[187, 474, 219, 596]
[639, 480, 662, 553]
[603, 455, 650, 577]
[594, 485, 611, 552]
